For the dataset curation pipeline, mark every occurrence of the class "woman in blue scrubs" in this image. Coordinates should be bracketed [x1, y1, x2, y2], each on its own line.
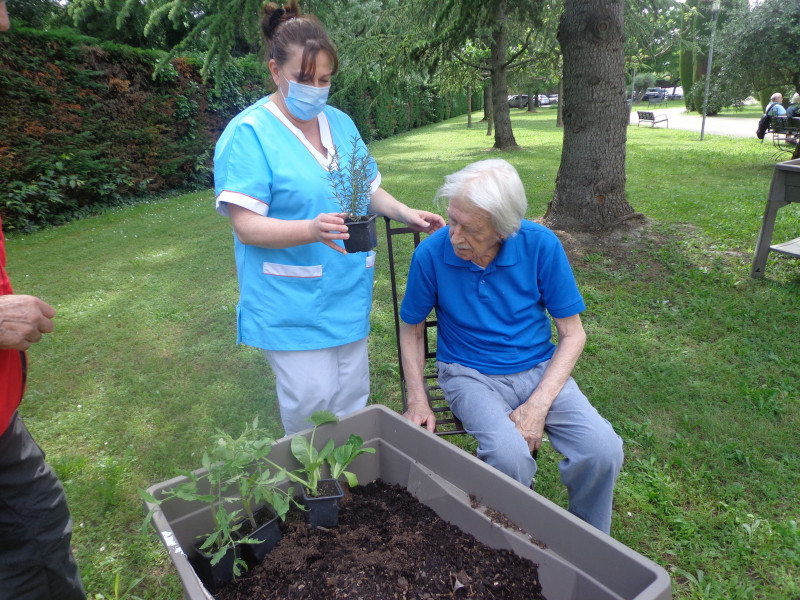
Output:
[214, 0, 444, 436]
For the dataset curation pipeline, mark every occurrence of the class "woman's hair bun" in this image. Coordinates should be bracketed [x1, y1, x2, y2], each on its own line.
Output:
[263, 1, 301, 40]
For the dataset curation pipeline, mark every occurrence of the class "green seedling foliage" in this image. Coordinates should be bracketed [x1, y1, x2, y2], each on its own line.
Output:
[138, 418, 292, 577]
[263, 411, 376, 497]
[328, 434, 376, 488]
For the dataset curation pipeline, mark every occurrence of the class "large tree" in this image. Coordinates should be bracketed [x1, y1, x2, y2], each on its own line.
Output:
[412, 0, 545, 150]
[544, 0, 636, 231]
[716, 0, 800, 101]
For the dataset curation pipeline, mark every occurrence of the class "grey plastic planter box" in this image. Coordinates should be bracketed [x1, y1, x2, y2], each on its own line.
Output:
[143, 405, 671, 600]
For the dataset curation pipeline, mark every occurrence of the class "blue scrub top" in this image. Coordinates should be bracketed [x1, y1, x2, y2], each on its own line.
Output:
[214, 97, 379, 351]
[400, 221, 586, 374]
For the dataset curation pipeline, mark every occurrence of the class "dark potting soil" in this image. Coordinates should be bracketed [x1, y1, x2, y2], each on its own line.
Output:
[214, 479, 546, 600]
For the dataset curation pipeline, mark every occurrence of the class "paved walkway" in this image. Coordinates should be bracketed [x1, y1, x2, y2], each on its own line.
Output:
[630, 105, 758, 138]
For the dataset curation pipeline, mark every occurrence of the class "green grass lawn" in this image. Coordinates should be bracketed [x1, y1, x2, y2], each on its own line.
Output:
[6, 109, 799, 599]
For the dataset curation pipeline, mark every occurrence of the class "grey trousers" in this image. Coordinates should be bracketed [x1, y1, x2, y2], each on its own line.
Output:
[438, 360, 624, 534]
[0, 412, 84, 600]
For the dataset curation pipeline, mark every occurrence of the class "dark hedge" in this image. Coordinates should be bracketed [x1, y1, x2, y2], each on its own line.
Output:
[0, 28, 480, 232]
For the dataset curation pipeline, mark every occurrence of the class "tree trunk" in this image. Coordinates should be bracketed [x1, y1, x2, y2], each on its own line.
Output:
[556, 78, 563, 127]
[544, 0, 636, 232]
[489, 0, 518, 150]
[467, 84, 473, 128]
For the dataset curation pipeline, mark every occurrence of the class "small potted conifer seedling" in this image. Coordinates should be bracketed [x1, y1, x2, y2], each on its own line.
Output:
[326, 136, 378, 253]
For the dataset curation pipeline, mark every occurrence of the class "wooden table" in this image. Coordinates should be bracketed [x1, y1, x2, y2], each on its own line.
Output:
[751, 158, 800, 278]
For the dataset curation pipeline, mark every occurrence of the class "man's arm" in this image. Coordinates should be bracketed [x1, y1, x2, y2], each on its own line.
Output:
[399, 320, 437, 432]
[0, 295, 55, 351]
[509, 313, 586, 452]
[0, 0, 9, 32]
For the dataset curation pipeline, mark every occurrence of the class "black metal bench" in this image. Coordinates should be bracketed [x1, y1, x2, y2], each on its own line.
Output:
[384, 217, 466, 436]
[766, 116, 800, 154]
[647, 97, 668, 107]
[637, 111, 668, 128]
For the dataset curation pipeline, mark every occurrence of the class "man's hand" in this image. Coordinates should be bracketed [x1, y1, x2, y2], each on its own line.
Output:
[0, 295, 55, 351]
[403, 401, 438, 433]
[509, 401, 548, 453]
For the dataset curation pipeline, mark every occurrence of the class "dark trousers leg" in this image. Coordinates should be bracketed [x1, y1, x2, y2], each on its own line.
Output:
[0, 412, 85, 600]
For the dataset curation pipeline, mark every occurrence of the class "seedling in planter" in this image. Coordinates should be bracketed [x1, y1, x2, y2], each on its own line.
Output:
[139, 418, 293, 578]
[326, 137, 374, 220]
[264, 410, 376, 496]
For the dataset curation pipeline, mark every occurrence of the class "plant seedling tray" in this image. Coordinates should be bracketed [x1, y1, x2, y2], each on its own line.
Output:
[143, 405, 671, 600]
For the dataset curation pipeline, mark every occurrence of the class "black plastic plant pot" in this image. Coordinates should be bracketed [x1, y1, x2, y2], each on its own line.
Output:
[189, 541, 239, 590]
[235, 505, 281, 568]
[343, 213, 377, 253]
[301, 479, 344, 528]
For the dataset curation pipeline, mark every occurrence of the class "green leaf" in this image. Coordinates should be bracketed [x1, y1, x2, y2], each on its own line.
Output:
[137, 489, 159, 505]
[307, 410, 339, 427]
[342, 470, 359, 488]
[290, 434, 314, 467]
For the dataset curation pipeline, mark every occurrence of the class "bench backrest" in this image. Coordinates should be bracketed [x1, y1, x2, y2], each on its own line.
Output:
[772, 116, 791, 131]
[638, 111, 654, 119]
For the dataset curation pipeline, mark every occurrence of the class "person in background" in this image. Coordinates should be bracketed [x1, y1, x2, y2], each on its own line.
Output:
[786, 92, 800, 119]
[0, 4, 85, 599]
[214, 0, 444, 436]
[399, 159, 623, 534]
[766, 92, 786, 116]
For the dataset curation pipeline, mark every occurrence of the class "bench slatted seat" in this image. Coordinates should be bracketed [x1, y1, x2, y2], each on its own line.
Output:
[637, 111, 668, 128]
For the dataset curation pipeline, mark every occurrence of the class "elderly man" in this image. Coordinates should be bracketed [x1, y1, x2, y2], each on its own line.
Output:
[766, 93, 787, 117]
[399, 159, 623, 534]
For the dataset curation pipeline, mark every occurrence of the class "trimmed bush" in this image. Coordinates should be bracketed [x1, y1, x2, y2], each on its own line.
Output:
[1, 28, 478, 231]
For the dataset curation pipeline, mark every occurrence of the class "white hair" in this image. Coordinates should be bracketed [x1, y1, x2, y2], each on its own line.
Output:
[791, 92, 800, 105]
[435, 159, 527, 238]
[770, 92, 783, 103]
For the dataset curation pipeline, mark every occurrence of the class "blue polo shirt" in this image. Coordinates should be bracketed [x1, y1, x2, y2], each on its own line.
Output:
[400, 221, 585, 374]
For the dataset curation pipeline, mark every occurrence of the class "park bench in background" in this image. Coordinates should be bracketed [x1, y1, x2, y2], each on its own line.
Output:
[647, 97, 668, 107]
[637, 111, 668, 128]
[767, 116, 800, 154]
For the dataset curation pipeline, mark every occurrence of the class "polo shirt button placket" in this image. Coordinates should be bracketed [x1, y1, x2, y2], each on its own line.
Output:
[479, 278, 489, 299]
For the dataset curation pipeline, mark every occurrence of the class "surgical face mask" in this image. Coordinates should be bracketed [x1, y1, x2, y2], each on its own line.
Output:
[279, 71, 330, 121]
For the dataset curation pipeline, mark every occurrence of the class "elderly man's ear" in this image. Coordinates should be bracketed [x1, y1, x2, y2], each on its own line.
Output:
[0, 1, 10, 32]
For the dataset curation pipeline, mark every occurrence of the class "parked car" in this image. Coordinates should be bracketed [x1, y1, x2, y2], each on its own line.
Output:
[536, 94, 550, 106]
[548, 94, 559, 104]
[508, 94, 528, 108]
[666, 86, 683, 100]
[642, 87, 667, 101]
